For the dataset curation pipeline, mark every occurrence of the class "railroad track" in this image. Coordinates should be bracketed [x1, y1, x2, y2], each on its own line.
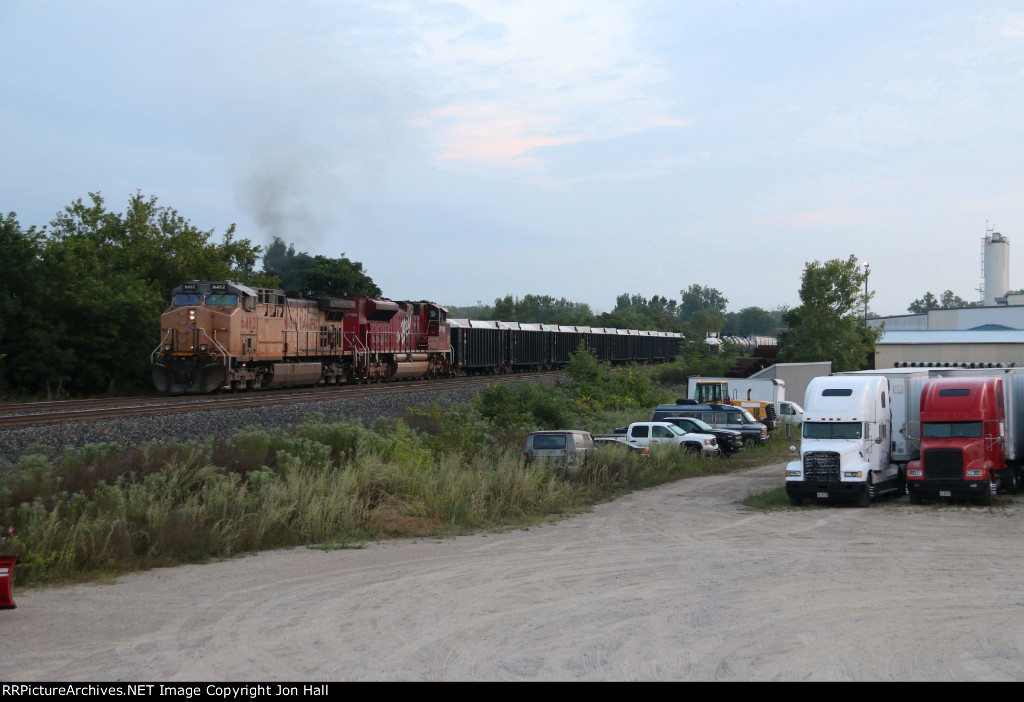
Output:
[0, 373, 563, 429]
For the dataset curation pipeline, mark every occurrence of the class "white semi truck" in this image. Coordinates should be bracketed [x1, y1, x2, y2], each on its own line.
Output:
[785, 374, 911, 507]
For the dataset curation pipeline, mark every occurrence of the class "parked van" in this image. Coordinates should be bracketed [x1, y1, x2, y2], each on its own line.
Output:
[523, 430, 596, 470]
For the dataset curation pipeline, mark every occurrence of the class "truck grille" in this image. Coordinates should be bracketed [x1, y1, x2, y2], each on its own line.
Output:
[923, 449, 964, 480]
[803, 451, 840, 482]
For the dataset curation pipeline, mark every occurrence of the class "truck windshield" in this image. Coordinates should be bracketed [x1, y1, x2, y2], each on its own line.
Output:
[684, 417, 714, 432]
[922, 422, 983, 439]
[803, 422, 863, 439]
[725, 410, 757, 424]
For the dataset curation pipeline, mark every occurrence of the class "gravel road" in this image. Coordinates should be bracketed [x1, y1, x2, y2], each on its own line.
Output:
[4, 461, 1024, 681]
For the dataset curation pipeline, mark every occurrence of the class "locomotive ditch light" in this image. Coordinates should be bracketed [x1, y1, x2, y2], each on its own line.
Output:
[199, 344, 208, 352]
[163, 344, 172, 352]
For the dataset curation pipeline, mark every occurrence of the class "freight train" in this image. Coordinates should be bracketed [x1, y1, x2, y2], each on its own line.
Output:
[152, 280, 684, 395]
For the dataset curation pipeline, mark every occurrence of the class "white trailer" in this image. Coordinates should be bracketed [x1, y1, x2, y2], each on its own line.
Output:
[834, 368, 931, 465]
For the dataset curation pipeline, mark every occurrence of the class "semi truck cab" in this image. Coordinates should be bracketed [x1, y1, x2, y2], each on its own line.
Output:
[905, 376, 1013, 505]
[786, 375, 901, 507]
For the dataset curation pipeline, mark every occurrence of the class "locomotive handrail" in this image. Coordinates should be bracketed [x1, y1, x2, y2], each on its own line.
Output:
[151, 327, 230, 378]
[151, 328, 175, 365]
[201, 328, 231, 376]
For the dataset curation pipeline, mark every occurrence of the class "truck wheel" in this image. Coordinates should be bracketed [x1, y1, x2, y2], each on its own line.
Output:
[1007, 468, 1021, 495]
[979, 483, 995, 506]
[743, 437, 756, 448]
[856, 484, 870, 508]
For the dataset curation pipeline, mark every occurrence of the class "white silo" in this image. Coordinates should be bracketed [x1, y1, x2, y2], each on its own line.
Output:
[984, 232, 1010, 306]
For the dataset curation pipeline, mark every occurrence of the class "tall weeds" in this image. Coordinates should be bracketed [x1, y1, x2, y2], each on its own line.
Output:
[0, 349, 769, 585]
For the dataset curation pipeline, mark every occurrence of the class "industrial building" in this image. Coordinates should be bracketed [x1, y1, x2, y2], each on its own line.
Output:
[869, 230, 1024, 369]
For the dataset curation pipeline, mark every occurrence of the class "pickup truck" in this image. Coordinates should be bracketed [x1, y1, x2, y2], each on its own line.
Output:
[600, 422, 719, 456]
[659, 415, 743, 456]
[651, 401, 769, 446]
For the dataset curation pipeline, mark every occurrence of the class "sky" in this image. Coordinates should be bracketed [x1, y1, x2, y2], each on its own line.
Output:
[3, 1, 1024, 318]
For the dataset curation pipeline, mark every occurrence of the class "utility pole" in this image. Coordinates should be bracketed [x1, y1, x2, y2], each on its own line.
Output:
[862, 261, 870, 325]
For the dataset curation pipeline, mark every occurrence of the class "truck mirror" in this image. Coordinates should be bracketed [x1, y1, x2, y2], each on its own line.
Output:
[789, 445, 797, 454]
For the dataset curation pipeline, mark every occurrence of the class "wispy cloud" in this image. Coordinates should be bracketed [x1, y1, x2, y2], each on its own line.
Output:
[395, 0, 688, 167]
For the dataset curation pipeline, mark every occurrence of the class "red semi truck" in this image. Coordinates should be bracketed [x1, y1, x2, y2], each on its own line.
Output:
[906, 371, 1024, 505]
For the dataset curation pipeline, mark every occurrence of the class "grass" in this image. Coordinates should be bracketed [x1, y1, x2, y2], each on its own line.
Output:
[3, 414, 780, 586]
[0, 353, 794, 586]
[740, 486, 793, 509]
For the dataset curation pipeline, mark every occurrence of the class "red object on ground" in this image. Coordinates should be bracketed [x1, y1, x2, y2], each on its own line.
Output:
[0, 556, 17, 609]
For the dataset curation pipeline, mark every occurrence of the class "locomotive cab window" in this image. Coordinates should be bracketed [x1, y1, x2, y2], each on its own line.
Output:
[173, 293, 201, 306]
[206, 294, 239, 307]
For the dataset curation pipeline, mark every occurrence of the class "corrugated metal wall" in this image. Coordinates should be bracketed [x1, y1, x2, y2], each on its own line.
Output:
[750, 362, 833, 407]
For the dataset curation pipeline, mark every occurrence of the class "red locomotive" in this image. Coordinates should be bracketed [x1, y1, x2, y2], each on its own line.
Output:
[152, 280, 452, 394]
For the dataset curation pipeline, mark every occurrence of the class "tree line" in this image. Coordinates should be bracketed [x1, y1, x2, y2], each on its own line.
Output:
[448, 287, 784, 341]
[451, 257, 880, 374]
[1, 191, 881, 398]
[0, 193, 376, 397]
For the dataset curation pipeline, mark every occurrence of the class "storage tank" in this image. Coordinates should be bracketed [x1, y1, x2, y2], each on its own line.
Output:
[984, 231, 1010, 306]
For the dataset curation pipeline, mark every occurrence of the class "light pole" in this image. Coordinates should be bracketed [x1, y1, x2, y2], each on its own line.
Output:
[862, 261, 870, 326]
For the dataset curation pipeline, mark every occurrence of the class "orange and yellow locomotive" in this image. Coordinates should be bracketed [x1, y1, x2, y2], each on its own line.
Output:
[152, 280, 451, 394]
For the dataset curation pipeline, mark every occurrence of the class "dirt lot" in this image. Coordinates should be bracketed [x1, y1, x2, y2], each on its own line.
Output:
[4, 462, 1024, 681]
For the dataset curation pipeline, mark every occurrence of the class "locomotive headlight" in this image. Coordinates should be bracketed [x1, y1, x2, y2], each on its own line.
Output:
[188, 309, 196, 322]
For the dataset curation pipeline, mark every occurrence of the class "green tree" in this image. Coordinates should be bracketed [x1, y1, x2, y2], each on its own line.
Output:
[722, 306, 778, 336]
[262, 236, 379, 296]
[686, 307, 726, 341]
[445, 301, 493, 319]
[38, 192, 266, 395]
[907, 290, 977, 313]
[779, 255, 879, 372]
[593, 293, 683, 332]
[487, 294, 594, 325]
[678, 284, 728, 322]
[306, 254, 380, 297]
[0, 213, 67, 395]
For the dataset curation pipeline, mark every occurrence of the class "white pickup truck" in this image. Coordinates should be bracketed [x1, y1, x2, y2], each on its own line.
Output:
[598, 422, 719, 456]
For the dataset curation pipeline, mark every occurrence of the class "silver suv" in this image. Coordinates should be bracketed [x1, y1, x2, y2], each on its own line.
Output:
[523, 430, 596, 470]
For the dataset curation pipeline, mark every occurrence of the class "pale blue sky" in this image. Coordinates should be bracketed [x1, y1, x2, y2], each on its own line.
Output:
[3, 1, 1023, 316]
